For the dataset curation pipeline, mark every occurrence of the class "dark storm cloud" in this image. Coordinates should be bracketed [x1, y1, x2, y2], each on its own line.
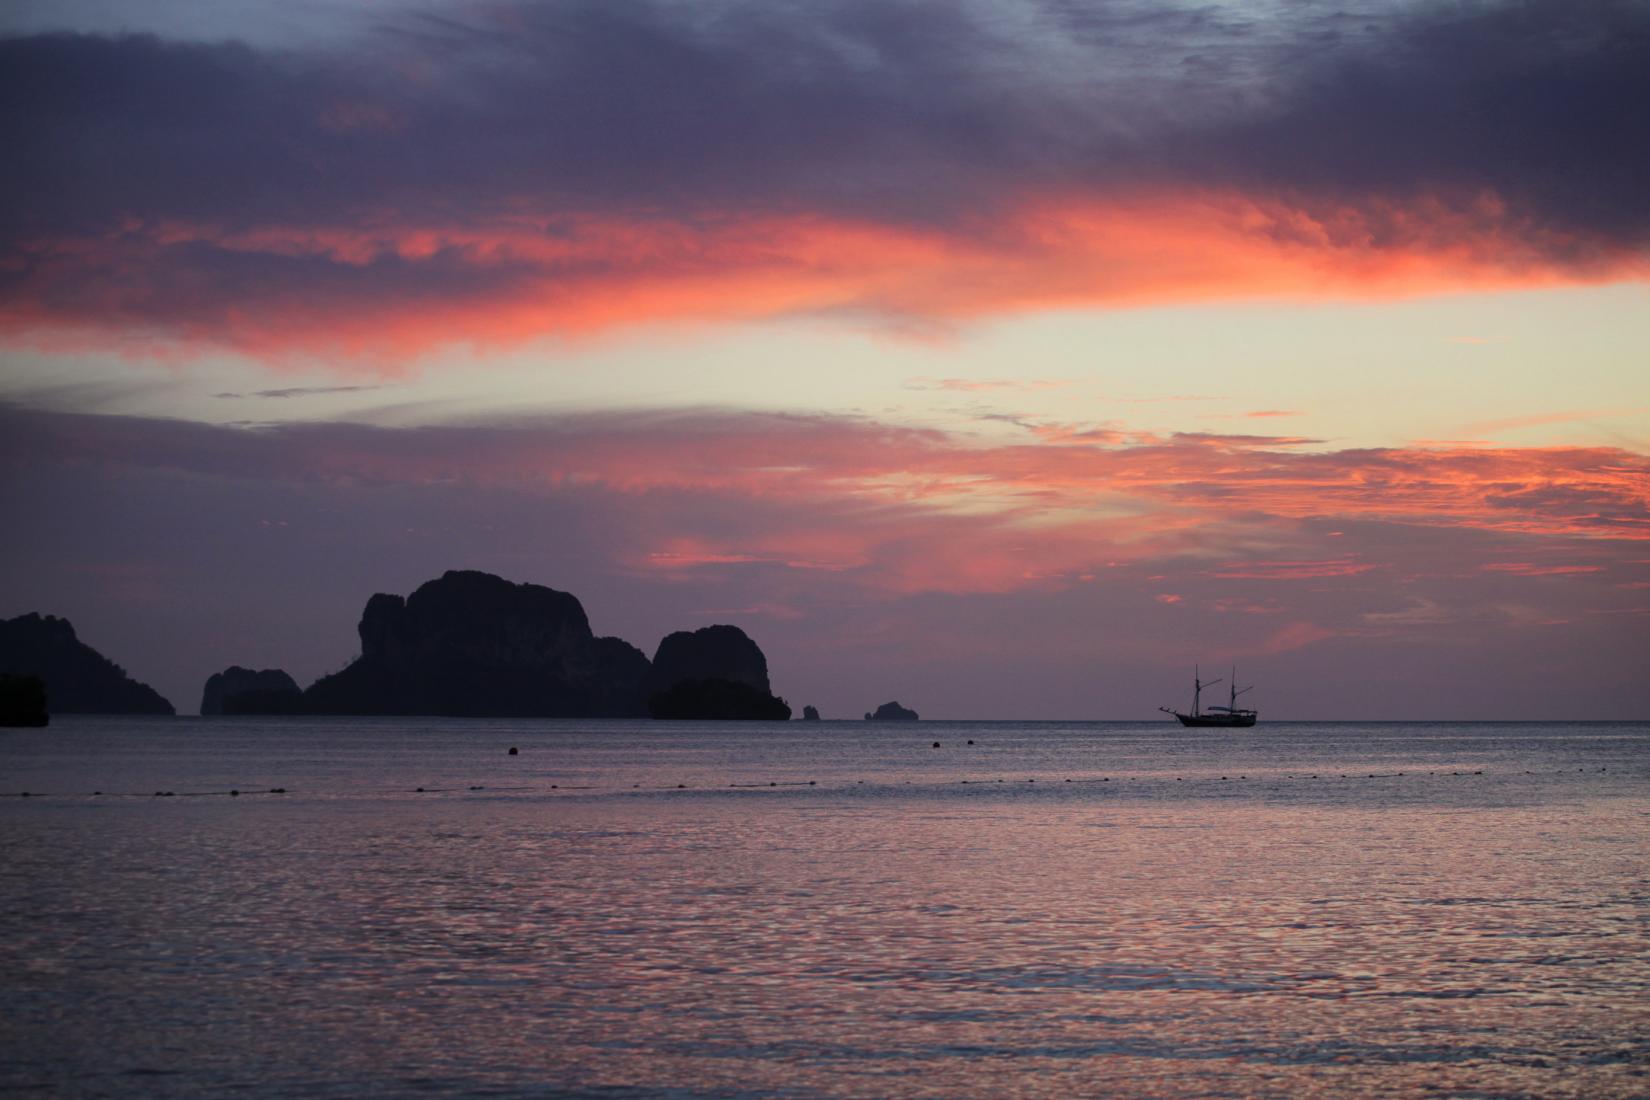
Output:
[1210, 1, 1650, 247]
[5, 0, 1646, 239]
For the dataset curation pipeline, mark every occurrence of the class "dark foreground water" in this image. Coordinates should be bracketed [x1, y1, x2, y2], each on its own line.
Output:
[2, 718, 1647, 1098]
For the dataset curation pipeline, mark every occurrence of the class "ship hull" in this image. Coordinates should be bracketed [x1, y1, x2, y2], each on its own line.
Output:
[1168, 712, 1256, 728]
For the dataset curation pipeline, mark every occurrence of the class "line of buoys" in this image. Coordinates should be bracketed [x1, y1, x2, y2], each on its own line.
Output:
[22, 765, 1622, 803]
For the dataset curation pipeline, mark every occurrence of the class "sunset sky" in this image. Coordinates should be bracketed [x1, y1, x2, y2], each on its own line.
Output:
[2, 0, 1647, 717]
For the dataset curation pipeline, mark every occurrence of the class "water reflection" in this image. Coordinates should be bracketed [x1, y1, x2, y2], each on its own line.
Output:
[2, 720, 1647, 1096]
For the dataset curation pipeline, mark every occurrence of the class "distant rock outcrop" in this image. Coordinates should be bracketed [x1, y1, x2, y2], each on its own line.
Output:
[201, 666, 302, 715]
[0, 613, 173, 715]
[0, 673, 49, 727]
[865, 700, 919, 721]
[302, 571, 650, 717]
[644, 624, 790, 720]
[802, 705, 820, 721]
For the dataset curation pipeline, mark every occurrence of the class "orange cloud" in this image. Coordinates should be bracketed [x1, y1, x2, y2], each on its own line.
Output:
[5, 189, 1646, 363]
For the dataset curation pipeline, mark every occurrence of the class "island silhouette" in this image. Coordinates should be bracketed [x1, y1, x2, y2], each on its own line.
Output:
[214, 570, 790, 719]
[4, 571, 808, 720]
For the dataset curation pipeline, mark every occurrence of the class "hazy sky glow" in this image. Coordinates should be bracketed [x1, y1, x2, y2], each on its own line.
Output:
[2, 0, 1646, 717]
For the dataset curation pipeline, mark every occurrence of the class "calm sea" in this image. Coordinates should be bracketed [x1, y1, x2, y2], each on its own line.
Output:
[2, 717, 1647, 1098]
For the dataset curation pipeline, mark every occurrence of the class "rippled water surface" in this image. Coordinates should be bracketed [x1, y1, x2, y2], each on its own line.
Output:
[3, 718, 1648, 1097]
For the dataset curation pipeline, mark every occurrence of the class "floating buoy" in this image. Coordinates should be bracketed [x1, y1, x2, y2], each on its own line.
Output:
[967, 739, 975, 745]
[508, 747, 518, 756]
[932, 741, 941, 748]
[230, 789, 239, 797]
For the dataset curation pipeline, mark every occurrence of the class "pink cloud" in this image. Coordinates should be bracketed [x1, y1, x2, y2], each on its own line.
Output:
[1457, 409, 1638, 436]
[7, 406, 1648, 611]
[1261, 622, 1340, 653]
[1482, 562, 1604, 575]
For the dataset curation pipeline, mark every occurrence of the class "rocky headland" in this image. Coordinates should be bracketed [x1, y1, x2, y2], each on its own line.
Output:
[0, 613, 174, 715]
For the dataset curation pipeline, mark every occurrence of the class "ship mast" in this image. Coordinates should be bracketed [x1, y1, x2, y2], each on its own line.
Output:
[1192, 664, 1222, 718]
